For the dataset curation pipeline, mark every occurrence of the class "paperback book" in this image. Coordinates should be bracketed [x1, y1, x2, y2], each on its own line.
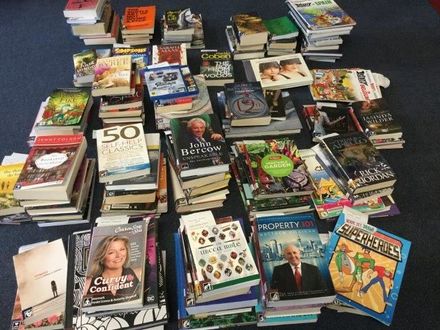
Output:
[200, 50, 234, 86]
[92, 55, 132, 97]
[152, 44, 187, 66]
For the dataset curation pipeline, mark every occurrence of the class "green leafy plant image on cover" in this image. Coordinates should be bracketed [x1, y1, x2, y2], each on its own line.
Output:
[40, 90, 89, 126]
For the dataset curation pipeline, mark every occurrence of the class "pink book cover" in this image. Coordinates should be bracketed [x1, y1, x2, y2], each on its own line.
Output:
[65, 0, 99, 11]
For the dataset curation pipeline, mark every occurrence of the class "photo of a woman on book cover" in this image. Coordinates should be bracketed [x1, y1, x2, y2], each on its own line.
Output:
[84, 235, 141, 300]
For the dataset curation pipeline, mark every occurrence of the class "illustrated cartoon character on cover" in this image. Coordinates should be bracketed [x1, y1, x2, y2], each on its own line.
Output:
[314, 13, 342, 27]
[360, 265, 394, 303]
[334, 243, 355, 284]
[344, 249, 376, 297]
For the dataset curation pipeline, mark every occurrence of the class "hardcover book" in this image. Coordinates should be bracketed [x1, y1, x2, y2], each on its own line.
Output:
[152, 44, 187, 65]
[169, 114, 230, 178]
[224, 82, 271, 127]
[13, 239, 67, 325]
[92, 55, 132, 97]
[81, 220, 147, 313]
[319, 132, 397, 194]
[96, 123, 150, 183]
[326, 207, 411, 325]
[200, 50, 234, 86]
[255, 213, 335, 307]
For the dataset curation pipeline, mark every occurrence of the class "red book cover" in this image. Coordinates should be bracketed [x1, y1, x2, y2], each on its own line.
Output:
[123, 6, 156, 29]
[65, 0, 99, 11]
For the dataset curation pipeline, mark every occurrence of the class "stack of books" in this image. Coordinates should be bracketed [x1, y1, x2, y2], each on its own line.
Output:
[64, 0, 121, 45]
[165, 115, 231, 213]
[28, 88, 93, 146]
[175, 211, 260, 328]
[231, 137, 314, 218]
[121, 5, 156, 46]
[252, 213, 336, 326]
[68, 216, 168, 329]
[226, 13, 268, 60]
[96, 125, 167, 217]
[286, 0, 356, 62]
[161, 8, 205, 49]
[12, 134, 95, 227]
[72, 48, 111, 87]
[263, 16, 299, 56]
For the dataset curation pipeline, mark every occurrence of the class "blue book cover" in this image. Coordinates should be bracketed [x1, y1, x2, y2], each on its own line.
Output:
[326, 208, 411, 326]
[256, 213, 335, 306]
[174, 232, 189, 319]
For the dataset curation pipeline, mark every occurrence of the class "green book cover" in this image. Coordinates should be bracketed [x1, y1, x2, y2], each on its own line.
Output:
[263, 16, 299, 37]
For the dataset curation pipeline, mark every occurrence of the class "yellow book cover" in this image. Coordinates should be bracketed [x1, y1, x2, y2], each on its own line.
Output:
[0, 163, 24, 214]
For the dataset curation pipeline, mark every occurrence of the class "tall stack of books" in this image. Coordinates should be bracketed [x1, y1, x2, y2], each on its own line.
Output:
[161, 8, 205, 49]
[165, 114, 231, 213]
[68, 216, 168, 329]
[285, 0, 356, 62]
[12, 134, 94, 226]
[253, 213, 336, 326]
[231, 137, 314, 218]
[121, 5, 156, 46]
[64, 0, 121, 45]
[263, 16, 299, 56]
[175, 211, 260, 328]
[226, 13, 268, 60]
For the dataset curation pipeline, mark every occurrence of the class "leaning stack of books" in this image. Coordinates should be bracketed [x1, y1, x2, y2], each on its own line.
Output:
[285, 0, 356, 62]
[230, 137, 315, 218]
[161, 8, 205, 49]
[64, 0, 121, 46]
[13, 134, 95, 227]
[263, 16, 299, 56]
[69, 216, 169, 329]
[252, 213, 336, 326]
[175, 211, 260, 328]
[121, 5, 156, 46]
[165, 114, 231, 213]
[226, 13, 268, 60]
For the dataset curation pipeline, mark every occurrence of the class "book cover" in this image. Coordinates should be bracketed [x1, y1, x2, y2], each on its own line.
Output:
[0, 163, 24, 216]
[169, 114, 230, 176]
[152, 44, 187, 65]
[320, 132, 396, 194]
[65, 0, 101, 11]
[81, 221, 147, 312]
[164, 8, 195, 32]
[242, 137, 314, 199]
[92, 55, 132, 97]
[96, 124, 150, 183]
[73, 49, 97, 79]
[13, 239, 67, 325]
[255, 213, 335, 305]
[112, 46, 152, 76]
[200, 50, 233, 84]
[286, 0, 356, 30]
[224, 82, 270, 126]
[326, 207, 411, 325]
[37, 89, 91, 127]
[231, 12, 268, 42]
[263, 16, 299, 39]
[123, 6, 155, 30]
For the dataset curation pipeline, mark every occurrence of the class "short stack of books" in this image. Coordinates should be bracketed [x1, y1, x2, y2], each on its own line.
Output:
[231, 137, 314, 218]
[68, 216, 169, 329]
[285, 0, 356, 62]
[13, 134, 95, 226]
[165, 114, 231, 213]
[252, 213, 336, 326]
[28, 88, 93, 146]
[161, 8, 205, 49]
[263, 16, 299, 56]
[64, 0, 121, 45]
[121, 5, 156, 46]
[175, 211, 260, 328]
[226, 13, 268, 60]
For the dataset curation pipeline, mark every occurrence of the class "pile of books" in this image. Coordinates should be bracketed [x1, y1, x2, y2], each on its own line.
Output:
[28, 88, 93, 146]
[252, 213, 336, 325]
[121, 5, 156, 46]
[216, 82, 303, 138]
[175, 211, 260, 328]
[226, 13, 268, 60]
[263, 16, 299, 56]
[165, 114, 231, 213]
[231, 137, 315, 218]
[12, 134, 95, 227]
[161, 8, 205, 49]
[64, 0, 121, 46]
[96, 125, 167, 217]
[286, 0, 356, 62]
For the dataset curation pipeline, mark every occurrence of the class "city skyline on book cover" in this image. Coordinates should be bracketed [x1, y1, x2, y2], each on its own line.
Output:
[326, 208, 411, 325]
[256, 213, 335, 302]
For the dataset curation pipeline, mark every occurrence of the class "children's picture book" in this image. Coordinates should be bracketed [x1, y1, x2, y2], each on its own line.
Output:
[200, 50, 234, 86]
[326, 207, 411, 326]
[92, 55, 132, 97]
[255, 213, 335, 307]
[96, 123, 150, 183]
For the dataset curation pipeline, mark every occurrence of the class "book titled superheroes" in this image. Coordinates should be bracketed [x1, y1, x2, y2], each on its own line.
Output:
[326, 207, 411, 326]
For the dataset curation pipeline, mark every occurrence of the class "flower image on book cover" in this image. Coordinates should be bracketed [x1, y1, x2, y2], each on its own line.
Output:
[256, 214, 335, 302]
[82, 221, 146, 309]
